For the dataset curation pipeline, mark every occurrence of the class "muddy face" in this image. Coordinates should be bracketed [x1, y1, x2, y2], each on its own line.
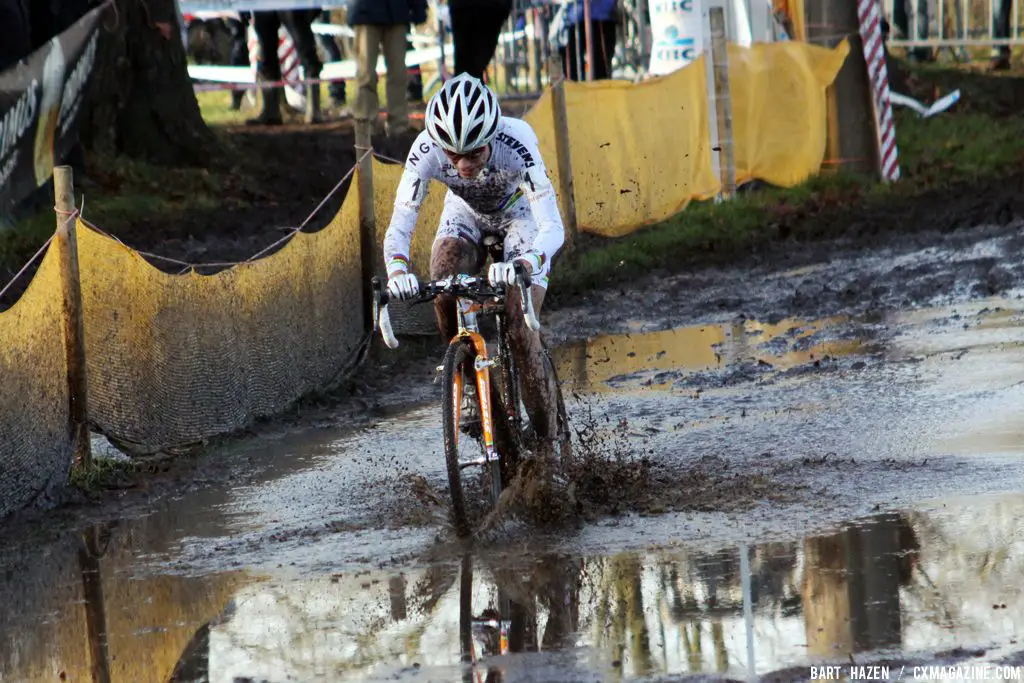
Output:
[444, 145, 490, 178]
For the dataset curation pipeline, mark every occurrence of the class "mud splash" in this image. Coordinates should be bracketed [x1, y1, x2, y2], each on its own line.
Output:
[463, 312, 879, 537]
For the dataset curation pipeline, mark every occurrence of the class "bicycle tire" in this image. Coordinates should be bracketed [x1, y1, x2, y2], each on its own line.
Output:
[492, 333, 572, 474]
[540, 338, 573, 463]
[442, 338, 476, 537]
[493, 326, 525, 486]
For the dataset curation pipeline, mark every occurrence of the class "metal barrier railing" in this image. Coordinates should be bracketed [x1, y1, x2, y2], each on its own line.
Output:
[881, 0, 1023, 58]
[182, 1, 790, 104]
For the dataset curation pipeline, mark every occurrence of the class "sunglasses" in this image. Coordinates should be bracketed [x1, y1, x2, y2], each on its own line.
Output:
[444, 146, 488, 164]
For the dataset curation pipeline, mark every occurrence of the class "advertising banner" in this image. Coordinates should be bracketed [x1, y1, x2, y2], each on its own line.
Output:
[648, 0, 704, 75]
[0, 5, 105, 219]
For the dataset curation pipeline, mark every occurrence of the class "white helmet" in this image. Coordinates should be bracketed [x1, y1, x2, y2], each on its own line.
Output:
[425, 73, 501, 154]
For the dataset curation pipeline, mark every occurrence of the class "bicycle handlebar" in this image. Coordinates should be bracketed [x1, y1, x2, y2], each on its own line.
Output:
[371, 269, 539, 350]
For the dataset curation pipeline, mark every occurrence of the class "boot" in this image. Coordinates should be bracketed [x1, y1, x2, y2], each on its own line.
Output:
[246, 87, 283, 125]
[304, 84, 322, 124]
[230, 89, 244, 111]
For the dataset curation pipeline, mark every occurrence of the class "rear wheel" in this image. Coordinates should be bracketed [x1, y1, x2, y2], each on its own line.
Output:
[442, 339, 477, 537]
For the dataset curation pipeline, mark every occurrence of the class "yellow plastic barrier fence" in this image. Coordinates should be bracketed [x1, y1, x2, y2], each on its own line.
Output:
[75, 191, 365, 450]
[0, 243, 73, 519]
[525, 39, 849, 237]
[372, 39, 848, 243]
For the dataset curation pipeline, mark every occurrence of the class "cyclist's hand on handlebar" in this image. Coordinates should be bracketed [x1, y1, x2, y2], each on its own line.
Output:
[387, 272, 419, 300]
[489, 254, 538, 288]
[488, 261, 518, 288]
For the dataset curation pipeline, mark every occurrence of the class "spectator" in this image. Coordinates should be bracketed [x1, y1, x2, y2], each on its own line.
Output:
[992, 0, 1015, 70]
[891, 0, 933, 63]
[247, 9, 323, 125]
[315, 9, 349, 112]
[407, 37, 424, 104]
[448, 0, 512, 79]
[223, 12, 250, 111]
[555, 0, 619, 81]
[0, 0, 32, 71]
[347, 0, 427, 138]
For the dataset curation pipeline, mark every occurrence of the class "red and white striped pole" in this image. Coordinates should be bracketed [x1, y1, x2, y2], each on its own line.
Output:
[856, 0, 901, 182]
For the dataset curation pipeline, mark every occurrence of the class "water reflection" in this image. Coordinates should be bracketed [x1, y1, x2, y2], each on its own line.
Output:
[7, 495, 1024, 681]
[553, 315, 866, 393]
[802, 513, 917, 658]
[166, 507, 940, 680]
[0, 513, 245, 683]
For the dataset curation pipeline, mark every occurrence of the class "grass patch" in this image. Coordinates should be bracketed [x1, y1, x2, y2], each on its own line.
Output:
[0, 139, 261, 279]
[69, 457, 143, 493]
[193, 77, 423, 125]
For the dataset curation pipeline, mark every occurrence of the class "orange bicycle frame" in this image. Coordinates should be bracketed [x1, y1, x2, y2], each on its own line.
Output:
[453, 296, 499, 463]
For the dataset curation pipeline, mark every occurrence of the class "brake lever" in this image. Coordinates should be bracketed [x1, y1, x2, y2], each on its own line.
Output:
[512, 262, 540, 331]
[370, 277, 384, 332]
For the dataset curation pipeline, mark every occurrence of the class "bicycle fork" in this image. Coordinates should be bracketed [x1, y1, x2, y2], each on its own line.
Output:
[457, 300, 503, 503]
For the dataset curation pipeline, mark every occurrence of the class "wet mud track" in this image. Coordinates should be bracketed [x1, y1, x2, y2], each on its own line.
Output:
[5, 219, 1024, 681]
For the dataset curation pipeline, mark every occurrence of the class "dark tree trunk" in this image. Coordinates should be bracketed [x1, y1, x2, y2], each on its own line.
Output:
[81, 0, 217, 165]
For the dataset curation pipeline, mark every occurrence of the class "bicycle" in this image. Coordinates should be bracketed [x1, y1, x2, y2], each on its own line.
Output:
[370, 238, 570, 538]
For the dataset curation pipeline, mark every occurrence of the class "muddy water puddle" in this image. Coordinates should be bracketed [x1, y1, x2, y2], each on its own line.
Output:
[4, 494, 1024, 682]
[551, 313, 873, 394]
[6, 297, 1024, 681]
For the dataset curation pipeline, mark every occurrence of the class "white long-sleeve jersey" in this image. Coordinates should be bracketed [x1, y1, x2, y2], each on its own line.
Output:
[382, 117, 566, 277]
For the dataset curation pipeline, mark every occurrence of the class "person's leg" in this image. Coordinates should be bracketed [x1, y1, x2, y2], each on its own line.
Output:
[593, 19, 617, 80]
[382, 23, 411, 136]
[354, 24, 383, 132]
[992, 0, 1013, 69]
[406, 38, 424, 102]
[226, 17, 249, 110]
[247, 11, 283, 125]
[501, 211, 559, 454]
[429, 198, 486, 342]
[910, 0, 933, 62]
[282, 9, 323, 122]
[563, 23, 584, 81]
[449, 2, 478, 76]
[316, 9, 346, 105]
[475, 3, 512, 80]
[892, 0, 910, 38]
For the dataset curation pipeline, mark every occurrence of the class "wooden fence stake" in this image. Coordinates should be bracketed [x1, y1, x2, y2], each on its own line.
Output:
[709, 6, 737, 199]
[54, 166, 92, 470]
[548, 55, 580, 254]
[355, 123, 377, 331]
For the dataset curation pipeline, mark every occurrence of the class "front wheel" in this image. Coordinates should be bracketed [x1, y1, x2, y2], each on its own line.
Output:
[442, 338, 477, 538]
[541, 339, 573, 465]
[492, 334, 572, 479]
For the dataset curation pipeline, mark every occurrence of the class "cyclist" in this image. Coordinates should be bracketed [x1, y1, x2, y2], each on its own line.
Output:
[382, 73, 566, 461]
